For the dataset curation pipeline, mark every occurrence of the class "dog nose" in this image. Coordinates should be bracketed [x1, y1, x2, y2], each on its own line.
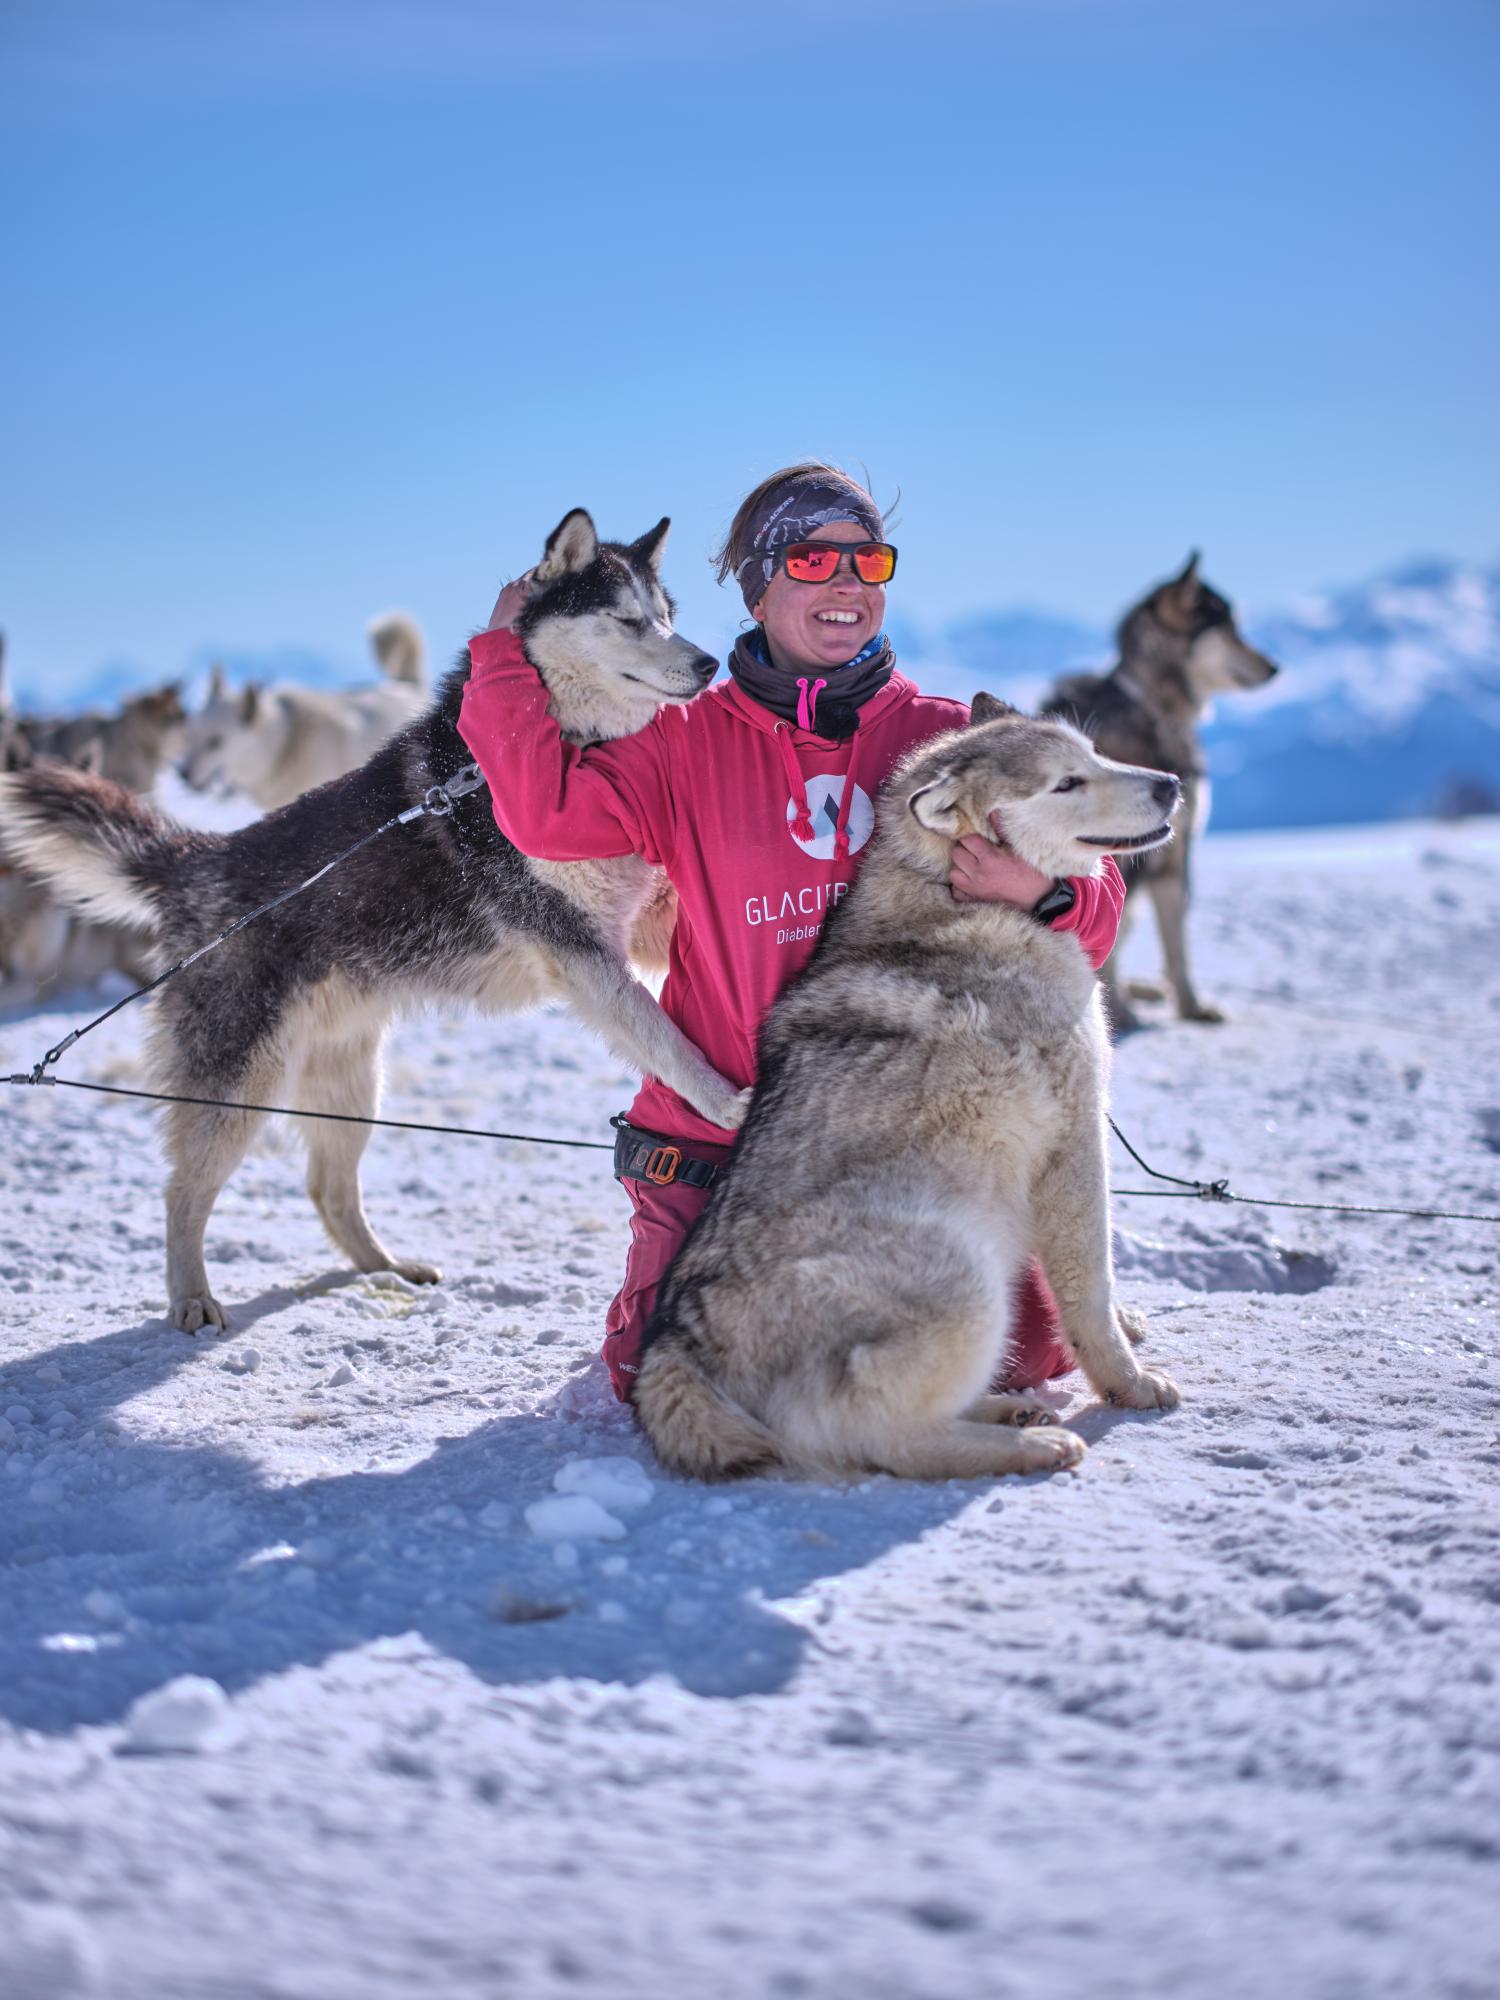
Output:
[691, 651, 717, 685]
[1152, 774, 1180, 811]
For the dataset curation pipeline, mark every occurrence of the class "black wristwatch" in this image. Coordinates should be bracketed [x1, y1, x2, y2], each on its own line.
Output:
[1031, 878, 1077, 925]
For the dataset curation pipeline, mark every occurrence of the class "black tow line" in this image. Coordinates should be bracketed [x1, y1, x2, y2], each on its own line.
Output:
[2, 759, 1497, 1219]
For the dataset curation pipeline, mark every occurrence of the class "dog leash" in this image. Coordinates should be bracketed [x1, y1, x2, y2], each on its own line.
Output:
[1106, 1117, 1500, 1226]
[1, 752, 616, 1160]
[6, 761, 490, 1087]
[4, 765, 1498, 1220]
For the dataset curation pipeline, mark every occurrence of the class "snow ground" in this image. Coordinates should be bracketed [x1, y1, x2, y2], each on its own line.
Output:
[1, 817, 1498, 2000]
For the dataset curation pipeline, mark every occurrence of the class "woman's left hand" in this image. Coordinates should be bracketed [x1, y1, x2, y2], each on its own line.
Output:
[949, 825, 1053, 907]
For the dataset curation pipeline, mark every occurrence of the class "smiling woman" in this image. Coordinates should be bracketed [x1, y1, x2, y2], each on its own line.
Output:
[458, 461, 1127, 1408]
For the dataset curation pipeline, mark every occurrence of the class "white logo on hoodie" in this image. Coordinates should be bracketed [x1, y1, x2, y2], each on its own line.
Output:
[785, 775, 874, 861]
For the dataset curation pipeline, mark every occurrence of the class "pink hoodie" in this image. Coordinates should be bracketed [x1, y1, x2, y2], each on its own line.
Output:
[459, 627, 1125, 1147]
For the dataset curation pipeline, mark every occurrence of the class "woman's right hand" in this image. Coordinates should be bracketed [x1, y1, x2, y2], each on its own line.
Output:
[486, 571, 535, 632]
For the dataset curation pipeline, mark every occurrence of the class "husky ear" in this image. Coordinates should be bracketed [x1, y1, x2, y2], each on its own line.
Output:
[1172, 550, 1201, 595]
[207, 661, 227, 705]
[238, 682, 261, 724]
[535, 509, 599, 582]
[969, 691, 1020, 726]
[908, 773, 964, 837]
[631, 517, 671, 574]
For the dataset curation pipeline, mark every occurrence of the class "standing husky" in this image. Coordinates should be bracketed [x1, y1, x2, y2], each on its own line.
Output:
[634, 697, 1183, 1485]
[0, 510, 746, 1333]
[1043, 554, 1277, 1031]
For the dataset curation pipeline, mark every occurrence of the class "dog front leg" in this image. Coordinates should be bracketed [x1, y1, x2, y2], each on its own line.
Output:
[553, 951, 750, 1132]
[1030, 1129, 1180, 1411]
[1148, 873, 1223, 1024]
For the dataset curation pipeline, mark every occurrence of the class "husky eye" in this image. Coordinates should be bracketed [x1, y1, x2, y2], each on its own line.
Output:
[613, 612, 649, 635]
[1053, 776, 1085, 793]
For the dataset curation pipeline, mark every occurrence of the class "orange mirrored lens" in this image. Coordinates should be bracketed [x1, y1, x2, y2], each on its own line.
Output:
[783, 544, 841, 581]
[852, 545, 896, 583]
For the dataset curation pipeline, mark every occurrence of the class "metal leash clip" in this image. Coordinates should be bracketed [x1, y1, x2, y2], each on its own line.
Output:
[422, 761, 489, 818]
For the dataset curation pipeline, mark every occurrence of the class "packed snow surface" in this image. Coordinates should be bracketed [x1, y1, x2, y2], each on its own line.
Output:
[1, 817, 1498, 1999]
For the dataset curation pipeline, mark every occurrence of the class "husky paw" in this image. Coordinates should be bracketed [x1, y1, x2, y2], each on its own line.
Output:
[969, 1391, 1058, 1428]
[1116, 1302, 1151, 1347]
[713, 1086, 754, 1133]
[1125, 977, 1168, 1003]
[1180, 1001, 1226, 1025]
[1018, 1426, 1087, 1472]
[173, 1292, 228, 1336]
[1106, 1367, 1181, 1411]
[391, 1258, 442, 1286]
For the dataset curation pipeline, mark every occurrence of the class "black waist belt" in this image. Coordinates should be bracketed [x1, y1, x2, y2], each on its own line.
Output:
[610, 1114, 723, 1191]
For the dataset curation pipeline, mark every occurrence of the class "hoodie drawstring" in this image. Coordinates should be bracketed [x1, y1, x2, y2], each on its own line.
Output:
[833, 729, 862, 861]
[795, 676, 828, 734]
[776, 718, 863, 859]
[775, 723, 815, 842]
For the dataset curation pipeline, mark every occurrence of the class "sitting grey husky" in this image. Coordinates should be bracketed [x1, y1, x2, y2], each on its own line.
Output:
[635, 697, 1184, 1484]
[0, 510, 745, 1333]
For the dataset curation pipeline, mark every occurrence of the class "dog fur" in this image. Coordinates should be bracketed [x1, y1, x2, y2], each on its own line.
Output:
[0, 510, 746, 1333]
[179, 614, 429, 813]
[0, 652, 184, 994]
[1042, 553, 1278, 1030]
[633, 696, 1183, 1485]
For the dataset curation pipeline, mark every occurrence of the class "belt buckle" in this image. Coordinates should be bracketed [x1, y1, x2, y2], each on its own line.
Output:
[642, 1144, 681, 1186]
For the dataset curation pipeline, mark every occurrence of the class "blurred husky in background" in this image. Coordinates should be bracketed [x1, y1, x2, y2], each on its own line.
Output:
[0, 511, 745, 1333]
[635, 696, 1182, 1486]
[179, 611, 428, 811]
[1042, 554, 1278, 1032]
[0, 638, 183, 993]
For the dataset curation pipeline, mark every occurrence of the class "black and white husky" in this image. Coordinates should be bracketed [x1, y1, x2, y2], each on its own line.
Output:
[0, 510, 745, 1333]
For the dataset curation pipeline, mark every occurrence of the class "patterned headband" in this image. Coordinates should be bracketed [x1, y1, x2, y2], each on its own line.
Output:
[732, 474, 885, 612]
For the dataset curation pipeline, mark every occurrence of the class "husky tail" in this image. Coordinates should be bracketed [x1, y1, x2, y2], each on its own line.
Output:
[634, 1339, 782, 1482]
[0, 763, 206, 935]
[366, 611, 427, 688]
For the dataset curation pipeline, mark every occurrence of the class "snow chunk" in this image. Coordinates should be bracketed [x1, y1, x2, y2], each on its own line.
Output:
[0, 1906, 103, 1996]
[122, 1675, 243, 1754]
[552, 1455, 654, 1514]
[223, 1347, 261, 1375]
[524, 1493, 627, 1543]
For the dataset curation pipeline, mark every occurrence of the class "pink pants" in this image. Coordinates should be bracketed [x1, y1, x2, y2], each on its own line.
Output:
[603, 1156, 1076, 1404]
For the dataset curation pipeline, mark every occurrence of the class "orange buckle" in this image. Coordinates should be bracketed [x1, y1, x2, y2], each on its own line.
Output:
[642, 1144, 681, 1185]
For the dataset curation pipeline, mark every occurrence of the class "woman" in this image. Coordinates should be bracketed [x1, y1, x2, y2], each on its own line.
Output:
[459, 463, 1124, 1403]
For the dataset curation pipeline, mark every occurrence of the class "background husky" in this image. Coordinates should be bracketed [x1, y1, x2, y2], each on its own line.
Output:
[635, 696, 1183, 1486]
[366, 609, 426, 686]
[1043, 554, 1278, 1032]
[0, 650, 185, 995]
[0, 509, 745, 1334]
[179, 611, 429, 811]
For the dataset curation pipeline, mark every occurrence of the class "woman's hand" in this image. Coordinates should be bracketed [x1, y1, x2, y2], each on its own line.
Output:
[486, 571, 535, 632]
[949, 823, 1053, 908]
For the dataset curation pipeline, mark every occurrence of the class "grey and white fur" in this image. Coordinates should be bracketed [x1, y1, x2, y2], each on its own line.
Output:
[0, 510, 745, 1333]
[634, 697, 1183, 1485]
[1042, 553, 1278, 1031]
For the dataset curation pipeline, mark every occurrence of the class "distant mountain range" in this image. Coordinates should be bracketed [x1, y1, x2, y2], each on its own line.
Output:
[11, 556, 1499, 830]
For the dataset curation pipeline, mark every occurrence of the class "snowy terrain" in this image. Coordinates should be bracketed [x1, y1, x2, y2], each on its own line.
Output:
[2, 815, 1499, 1999]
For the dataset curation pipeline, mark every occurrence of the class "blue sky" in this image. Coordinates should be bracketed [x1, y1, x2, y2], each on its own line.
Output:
[4, 0, 1497, 699]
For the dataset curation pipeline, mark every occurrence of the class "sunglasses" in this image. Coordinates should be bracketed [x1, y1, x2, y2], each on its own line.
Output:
[775, 540, 899, 586]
